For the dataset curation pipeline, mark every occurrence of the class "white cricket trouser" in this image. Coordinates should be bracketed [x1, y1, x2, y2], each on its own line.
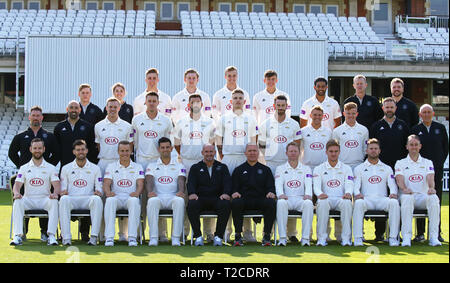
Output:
[13, 196, 59, 237]
[222, 154, 252, 237]
[353, 197, 400, 239]
[277, 198, 314, 240]
[59, 195, 103, 240]
[316, 197, 353, 242]
[104, 196, 141, 239]
[400, 193, 440, 241]
[147, 195, 185, 240]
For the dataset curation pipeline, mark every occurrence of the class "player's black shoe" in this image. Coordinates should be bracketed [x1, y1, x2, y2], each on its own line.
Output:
[233, 234, 244, 247]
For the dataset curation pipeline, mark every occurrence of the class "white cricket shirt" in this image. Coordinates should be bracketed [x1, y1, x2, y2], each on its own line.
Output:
[275, 162, 313, 198]
[133, 89, 172, 117]
[171, 88, 212, 123]
[353, 160, 398, 197]
[211, 85, 251, 121]
[252, 88, 291, 125]
[16, 160, 60, 198]
[300, 125, 332, 168]
[95, 117, 134, 160]
[259, 116, 302, 162]
[313, 160, 354, 198]
[173, 114, 216, 160]
[394, 154, 434, 195]
[145, 158, 186, 196]
[132, 111, 173, 159]
[300, 95, 342, 130]
[60, 160, 103, 196]
[332, 122, 369, 168]
[216, 112, 258, 156]
[104, 161, 144, 197]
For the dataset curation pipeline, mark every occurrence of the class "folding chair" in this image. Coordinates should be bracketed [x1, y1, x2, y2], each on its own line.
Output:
[71, 209, 91, 240]
[274, 210, 302, 245]
[116, 209, 144, 245]
[364, 210, 389, 238]
[159, 209, 186, 245]
[413, 209, 429, 239]
[242, 210, 276, 242]
[189, 210, 225, 245]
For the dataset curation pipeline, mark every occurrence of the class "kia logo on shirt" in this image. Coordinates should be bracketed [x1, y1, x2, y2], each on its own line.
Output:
[274, 135, 288, 143]
[345, 140, 359, 148]
[117, 179, 132, 187]
[105, 137, 119, 145]
[265, 106, 275, 114]
[287, 180, 301, 188]
[310, 142, 324, 150]
[323, 113, 330, 121]
[368, 176, 382, 184]
[232, 130, 247, 137]
[409, 174, 423, 183]
[158, 176, 174, 184]
[144, 130, 158, 138]
[189, 131, 203, 139]
[226, 103, 232, 110]
[327, 179, 341, 188]
[73, 179, 87, 188]
[185, 106, 190, 112]
[29, 178, 44, 186]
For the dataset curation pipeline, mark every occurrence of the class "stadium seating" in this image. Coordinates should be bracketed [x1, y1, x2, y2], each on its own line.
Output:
[397, 26, 449, 61]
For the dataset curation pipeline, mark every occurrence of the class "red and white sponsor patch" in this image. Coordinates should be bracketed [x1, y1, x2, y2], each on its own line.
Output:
[117, 179, 132, 187]
[345, 140, 359, 148]
[368, 176, 382, 184]
[409, 174, 423, 183]
[232, 130, 247, 138]
[274, 135, 287, 143]
[322, 113, 330, 121]
[310, 142, 324, 150]
[29, 178, 44, 186]
[105, 137, 119, 145]
[73, 179, 87, 188]
[327, 179, 341, 188]
[265, 106, 275, 114]
[144, 130, 158, 138]
[189, 131, 203, 139]
[158, 176, 174, 184]
[287, 180, 301, 188]
[226, 103, 232, 110]
[185, 106, 190, 112]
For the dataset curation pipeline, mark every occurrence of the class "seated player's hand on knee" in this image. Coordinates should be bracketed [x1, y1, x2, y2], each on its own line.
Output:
[354, 194, 364, 200]
[279, 194, 288, 200]
[94, 190, 103, 197]
[389, 193, 398, 199]
[60, 190, 69, 196]
[129, 192, 140, 198]
[427, 188, 436, 195]
[106, 191, 116, 198]
[266, 192, 276, 199]
[232, 192, 241, 199]
[342, 193, 352, 200]
[303, 195, 312, 201]
[219, 194, 230, 201]
[13, 192, 22, 200]
[148, 192, 157, 198]
[189, 193, 199, 200]
[176, 191, 185, 198]
[50, 193, 59, 199]
[318, 193, 328, 200]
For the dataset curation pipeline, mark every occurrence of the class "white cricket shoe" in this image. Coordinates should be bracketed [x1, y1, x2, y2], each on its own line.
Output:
[429, 239, 442, 247]
[128, 237, 138, 247]
[277, 238, 287, 246]
[195, 237, 204, 246]
[301, 238, 310, 246]
[47, 234, 58, 246]
[354, 238, 364, 247]
[148, 238, 158, 246]
[10, 235, 23, 246]
[341, 239, 352, 246]
[213, 236, 223, 246]
[62, 238, 72, 246]
[172, 237, 181, 246]
[104, 238, 114, 247]
[316, 239, 328, 246]
[401, 238, 411, 247]
[389, 238, 399, 247]
[87, 236, 98, 246]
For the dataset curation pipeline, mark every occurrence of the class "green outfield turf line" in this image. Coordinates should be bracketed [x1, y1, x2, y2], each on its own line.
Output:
[0, 190, 448, 263]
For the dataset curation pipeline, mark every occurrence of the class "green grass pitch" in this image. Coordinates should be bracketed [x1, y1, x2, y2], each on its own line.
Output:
[0, 190, 448, 263]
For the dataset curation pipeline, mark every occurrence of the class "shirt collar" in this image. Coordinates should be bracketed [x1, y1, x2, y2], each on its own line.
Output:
[326, 160, 342, 169]
[29, 159, 48, 168]
[364, 159, 381, 167]
[407, 154, 423, 164]
[286, 161, 303, 170]
[105, 117, 122, 125]
[157, 158, 176, 166]
[313, 95, 329, 104]
[118, 160, 135, 169]
[144, 111, 161, 120]
[72, 160, 92, 169]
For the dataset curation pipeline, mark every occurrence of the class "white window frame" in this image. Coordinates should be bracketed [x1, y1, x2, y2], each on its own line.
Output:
[177, 2, 190, 19]
[218, 2, 232, 14]
[309, 4, 322, 14]
[85, 1, 98, 10]
[102, 1, 115, 10]
[144, 1, 157, 11]
[0, 1, 8, 10]
[28, 1, 40, 10]
[326, 5, 339, 16]
[252, 3, 265, 13]
[235, 3, 248, 13]
[160, 2, 174, 20]
[293, 4, 306, 14]
[11, 1, 24, 10]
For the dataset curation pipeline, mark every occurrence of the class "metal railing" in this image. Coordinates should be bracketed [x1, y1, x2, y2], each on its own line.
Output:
[396, 15, 449, 32]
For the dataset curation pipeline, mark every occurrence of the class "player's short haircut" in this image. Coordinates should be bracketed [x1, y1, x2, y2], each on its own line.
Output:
[245, 142, 258, 152]
[366, 138, 380, 148]
[407, 134, 421, 144]
[78, 83, 92, 92]
[419, 103, 433, 113]
[311, 105, 324, 113]
[344, 102, 358, 111]
[286, 142, 300, 151]
[158, 137, 172, 147]
[326, 139, 340, 151]
[314, 76, 328, 86]
[274, 95, 288, 103]
[202, 143, 216, 151]
[145, 68, 159, 77]
[111, 82, 126, 93]
[188, 94, 202, 103]
[72, 139, 87, 150]
[184, 68, 199, 78]
[30, 105, 43, 113]
[225, 66, 238, 74]
[106, 97, 121, 106]
[118, 140, 132, 150]
[30, 137, 44, 146]
[382, 97, 396, 105]
[390, 78, 404, 88]
[264, 69, 278, 78]
[232, 88, 245, 96]
[353, 74, 367, 83]
[145, 91, 159, 101]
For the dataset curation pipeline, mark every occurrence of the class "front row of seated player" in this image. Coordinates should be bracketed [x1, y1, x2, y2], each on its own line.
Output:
[10, 134, 441, 247]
